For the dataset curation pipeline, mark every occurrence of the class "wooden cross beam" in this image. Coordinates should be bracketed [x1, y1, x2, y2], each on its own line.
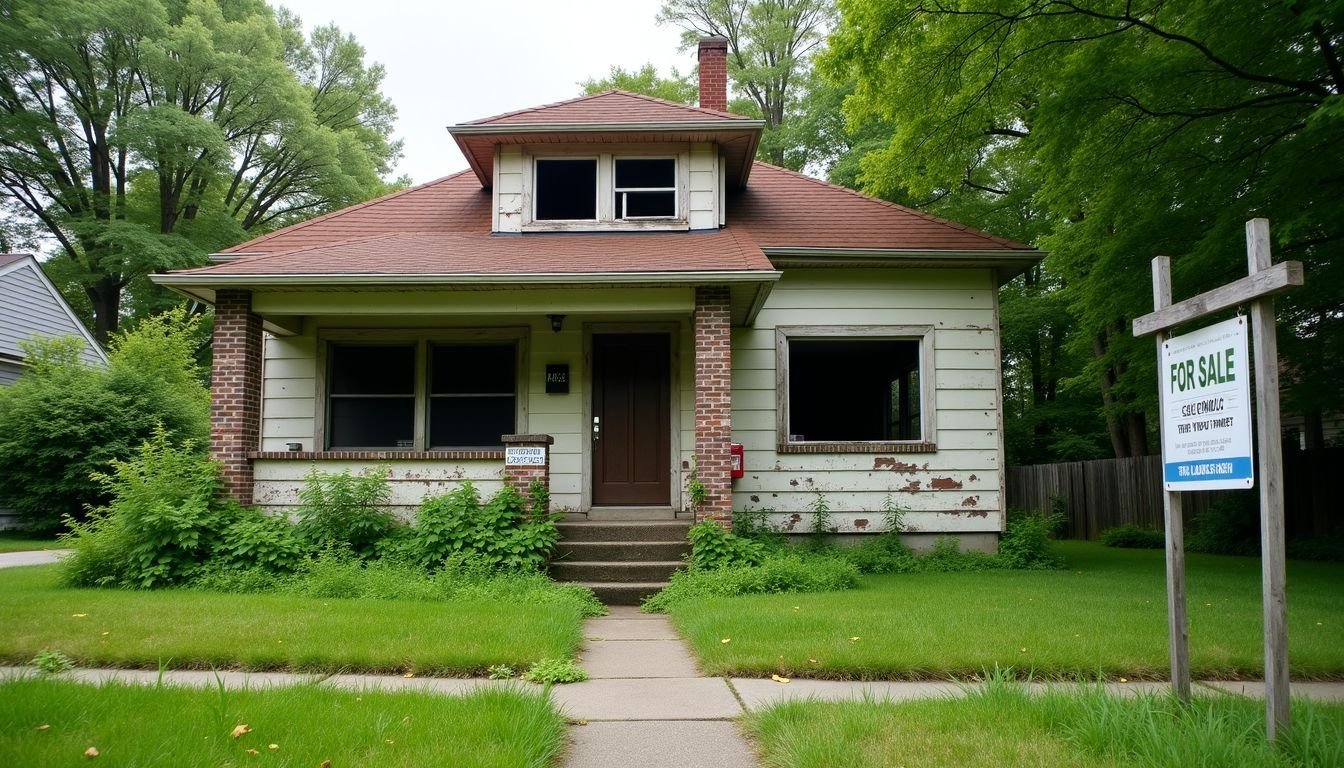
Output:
[1132, 260, 1302, 338]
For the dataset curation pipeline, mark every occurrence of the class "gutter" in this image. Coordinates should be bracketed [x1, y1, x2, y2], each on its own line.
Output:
[760, 246, 1045, 260]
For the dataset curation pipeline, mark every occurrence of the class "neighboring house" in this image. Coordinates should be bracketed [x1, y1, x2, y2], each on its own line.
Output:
[153, 38, 1042, 549]
[0, 253, 107, 384]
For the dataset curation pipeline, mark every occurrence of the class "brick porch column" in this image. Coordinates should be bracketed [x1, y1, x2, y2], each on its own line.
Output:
[211, 289, 262, 505]
[694, 286, 733, 525]
[502, 433, 554, 513]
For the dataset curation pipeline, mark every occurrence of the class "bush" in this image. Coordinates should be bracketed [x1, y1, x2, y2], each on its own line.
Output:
[642, 553, 859, 612]
[0, 310, 209, 531]
[217, 509, 306, 572]
[61, 429, 232, 588]
[841, 533, 921, 574]
[689, 521, 764, 570]
[1188, 495, 1260, 556]
[1101, 524, 1165, 549]
[295, 465, 397, 558]
[407, 482, 558, 571]
[1286, 535, 1344, 563]
[997, 509, 1065, 570]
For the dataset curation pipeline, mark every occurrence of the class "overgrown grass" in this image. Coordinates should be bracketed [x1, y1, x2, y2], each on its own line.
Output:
[745, 680, 1344, 768]
[0, 565, 583, 675]
[0, 677, 565, 768]
[670, 542, 1344, 680]
[0, 532, 62, 553]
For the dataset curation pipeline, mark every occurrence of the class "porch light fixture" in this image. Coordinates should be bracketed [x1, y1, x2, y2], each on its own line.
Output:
[547, 314, 566, 333]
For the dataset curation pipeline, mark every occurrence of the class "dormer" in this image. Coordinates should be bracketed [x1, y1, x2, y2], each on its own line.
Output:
[448, 38, 764, 234]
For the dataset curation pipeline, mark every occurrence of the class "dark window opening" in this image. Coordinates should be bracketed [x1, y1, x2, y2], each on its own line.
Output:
[327, 344, 416, 449]
[535, 159, 597, 220]
[788, 339, 922, 442]
[429, 343, 516, 448]
[614, 158, 675, 218]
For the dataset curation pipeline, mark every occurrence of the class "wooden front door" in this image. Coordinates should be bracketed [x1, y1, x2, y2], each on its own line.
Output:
[592, 333, 671, 505]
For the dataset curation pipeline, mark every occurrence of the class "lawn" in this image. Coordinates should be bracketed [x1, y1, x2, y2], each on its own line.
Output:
[0, 677, 565, 767]
[0, 532, 62, 553]
[0, 565, 583, 675]
[669, 542, 1344, 680]
[745, 681, 1344, 768]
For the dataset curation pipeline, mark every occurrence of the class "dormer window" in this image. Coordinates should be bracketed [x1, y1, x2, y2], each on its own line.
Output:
[614, 158, 676, 219]
[535, 158, 598, 221]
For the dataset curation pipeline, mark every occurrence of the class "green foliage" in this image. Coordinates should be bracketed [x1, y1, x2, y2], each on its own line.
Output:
[997, 510, 1066, 570]
[880, 494, 905, 534]
[30, 649, 74, 675]
[1188, 495, 1260, 557]
[807, 492, 832, 546]
[580, 63, 697, 104]
[1287, 536, 1344, 563]
[689, 521, 765, 570]
[295, 465, 396, 559]
[62, 428, 231, 588]
[408, 482, 560, 571]
[487, 664, 516, 680]
[217, 509, 306, 573]
[521, 658, 587, 685]
[0, 310, 209, 531]
[643, 553, 860, 611]
[1101, 524, 1165, 550]
[685, 459, 709, 513]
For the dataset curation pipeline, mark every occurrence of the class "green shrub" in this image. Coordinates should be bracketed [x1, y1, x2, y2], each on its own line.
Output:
[997, 509, 1065, 570]
[522, 658, 587, 684]
[408, 482, 559, 571]
[689, 520, 764, 569]
[806, 492, 833, 548]
[1286, 535, 1344, 562]
[1101, 524, 1165, 549]
[295, 465, 396, 558]
[1188, 495, 1260, 556]
[62, 429, 232, 588]
[188, 563, 290, 594]
[30, 649, 74, 674]
[922, 536, 1000, 571]
[844, 533, 920, 574]
[217, 509, 306, 572]
[643, 553, 859, 612]
[0, 310, 209, 531]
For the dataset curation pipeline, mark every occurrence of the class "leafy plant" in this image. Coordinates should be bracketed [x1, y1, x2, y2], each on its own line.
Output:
[686, 458, 708, 513]
[880, 494, 906, 534]
[997, 510, 1066, 570]
[688, 520, 763, 570]
[295, 465, 396, 559]
[217, 509, 305, 572]
[1101, 524, 1165, 549]
[408, 482, 559, 571]
[487, 664, 516, 680]
[1188, 495, 1260, 556]
[643, 553, 859, 611]
[521, 658, 587, 684]
[31, 649, 74, 674]
[807, 492, 832, 546]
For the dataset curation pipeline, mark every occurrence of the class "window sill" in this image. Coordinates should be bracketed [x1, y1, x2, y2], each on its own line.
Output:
[521, 220, 689, 234]
[250, 450, 505, 461]
[776, 442, 937, 454]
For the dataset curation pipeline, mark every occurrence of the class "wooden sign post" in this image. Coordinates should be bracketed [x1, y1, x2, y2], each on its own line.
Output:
[1132, 219, 1303, 740]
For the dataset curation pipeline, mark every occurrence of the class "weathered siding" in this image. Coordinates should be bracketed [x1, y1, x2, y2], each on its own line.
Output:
[0, 261, 104, 368]
[253, 459, 505, 517]
[495, 146, 524, 233]
[688, 143, 719, 230]
[731, 268, 1004, 534]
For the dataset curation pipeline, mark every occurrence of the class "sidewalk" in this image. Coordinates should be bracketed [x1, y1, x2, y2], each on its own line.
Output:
[0, 549, 69, 569]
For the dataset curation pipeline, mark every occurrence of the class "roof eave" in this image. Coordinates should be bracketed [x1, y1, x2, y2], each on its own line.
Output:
[760, 246, 1045, 286]
[449, 120, 766, 136]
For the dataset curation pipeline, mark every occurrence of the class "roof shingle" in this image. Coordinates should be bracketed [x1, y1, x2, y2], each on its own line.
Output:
[462, 90, 752, 126]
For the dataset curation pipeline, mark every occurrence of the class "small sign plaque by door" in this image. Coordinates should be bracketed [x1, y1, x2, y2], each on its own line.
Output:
[545, 364, 569, 394]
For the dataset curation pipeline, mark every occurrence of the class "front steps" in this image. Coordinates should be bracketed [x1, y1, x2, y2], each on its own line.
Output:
[552, 519, 691, 605]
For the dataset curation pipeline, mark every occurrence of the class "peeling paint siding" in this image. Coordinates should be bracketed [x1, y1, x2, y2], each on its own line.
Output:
[496, 146, 524, 233]
[252, 459, 504, 518]
[730, 268, 1003, 532]
[768, 510, 1004, 534]
[688, 143, 718, 230]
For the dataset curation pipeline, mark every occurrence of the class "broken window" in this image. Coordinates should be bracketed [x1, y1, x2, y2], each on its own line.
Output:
[614, 158, 676, 218]
[787, 338, 923, 442]
[327, 344, 416, 449]
[534, 158, 597, 220]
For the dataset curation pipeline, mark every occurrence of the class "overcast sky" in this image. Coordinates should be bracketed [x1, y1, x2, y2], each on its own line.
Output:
[279, 0, 692, 185]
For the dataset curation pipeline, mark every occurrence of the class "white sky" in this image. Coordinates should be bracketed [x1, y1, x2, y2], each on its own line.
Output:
[279, 0, 692, 185]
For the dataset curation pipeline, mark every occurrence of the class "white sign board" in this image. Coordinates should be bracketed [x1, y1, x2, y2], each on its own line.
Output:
[505, 446, 546, 466]
[1160, 316, 1254, 490]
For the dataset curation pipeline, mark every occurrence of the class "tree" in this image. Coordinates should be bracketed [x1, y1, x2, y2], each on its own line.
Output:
[827, 0, 1344, 457]
[581, 64, 699, 104]
[0, 0, 403, 341]
[659, 0, 835, 166]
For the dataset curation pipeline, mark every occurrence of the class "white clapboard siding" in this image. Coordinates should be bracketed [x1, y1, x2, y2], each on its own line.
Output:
[252, 459, 505, 516]
[260, 333, 317, 451]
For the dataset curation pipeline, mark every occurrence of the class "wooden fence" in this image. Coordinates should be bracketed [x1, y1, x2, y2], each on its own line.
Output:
[1006, 449, 1339, 540]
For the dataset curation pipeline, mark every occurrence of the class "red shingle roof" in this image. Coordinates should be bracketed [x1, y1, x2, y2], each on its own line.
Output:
[463, 90, 752, 126]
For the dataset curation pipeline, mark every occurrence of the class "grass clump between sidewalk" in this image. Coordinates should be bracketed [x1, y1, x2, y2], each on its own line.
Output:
[668, 542, 1344, 680]
[745, 678, 1344, 768]
[0, 565, 585, 675]
[0, 677, 566, 768]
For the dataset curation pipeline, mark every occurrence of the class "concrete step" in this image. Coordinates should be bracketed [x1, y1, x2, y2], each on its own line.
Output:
[556, 520, 692, 543]
[554, 540, 690, 562]
[578, 581, 668, 606]
[586, 506, 677, 521]
[551, 560, 684, 583]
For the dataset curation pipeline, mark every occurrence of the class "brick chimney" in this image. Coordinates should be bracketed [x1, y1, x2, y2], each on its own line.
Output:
[697, 36, 729, 112]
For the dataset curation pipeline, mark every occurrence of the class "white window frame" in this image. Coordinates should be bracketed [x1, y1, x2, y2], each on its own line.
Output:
[532, 156, 600, 223]
[774, 325, 937, 453]
[613, 156, 678, 220]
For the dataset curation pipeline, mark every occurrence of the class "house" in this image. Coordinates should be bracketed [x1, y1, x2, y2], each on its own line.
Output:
[0, 253, 107, 383]
[153, 38, 1042, 552]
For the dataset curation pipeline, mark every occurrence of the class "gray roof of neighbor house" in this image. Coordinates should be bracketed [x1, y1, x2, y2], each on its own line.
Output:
[0, 254, 108, 372]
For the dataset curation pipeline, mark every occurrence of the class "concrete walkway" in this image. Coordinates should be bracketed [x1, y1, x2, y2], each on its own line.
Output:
[0, 549, 69, 568]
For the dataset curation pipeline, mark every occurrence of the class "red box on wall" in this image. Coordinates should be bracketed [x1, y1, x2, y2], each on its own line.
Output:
[730, 443, 745, 479]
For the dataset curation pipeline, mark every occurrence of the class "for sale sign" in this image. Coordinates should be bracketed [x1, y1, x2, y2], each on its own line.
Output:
[1160, 316, 1254, 490]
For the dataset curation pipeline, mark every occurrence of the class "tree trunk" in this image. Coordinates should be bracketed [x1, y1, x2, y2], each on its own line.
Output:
[87, 277, 121, 343]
